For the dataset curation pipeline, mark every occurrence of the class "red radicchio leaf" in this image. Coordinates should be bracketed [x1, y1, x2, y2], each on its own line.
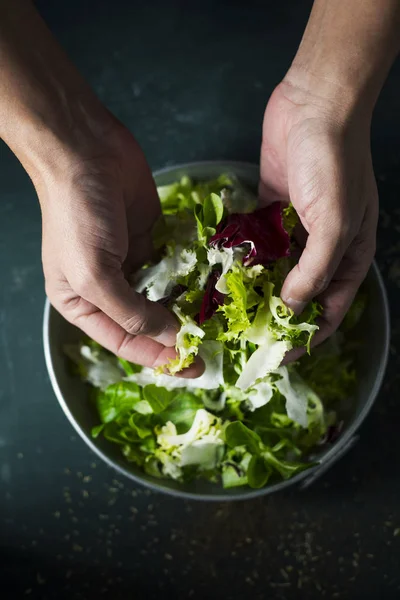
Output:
[198, 271, 225, 325]
[209, 202, 290, 266]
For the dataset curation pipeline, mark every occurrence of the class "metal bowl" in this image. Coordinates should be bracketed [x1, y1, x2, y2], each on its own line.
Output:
[43, 161, 390, 501]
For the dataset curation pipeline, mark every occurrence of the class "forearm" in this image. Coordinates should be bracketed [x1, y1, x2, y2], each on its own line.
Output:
[287, 0, 400, 116]
[0, 0, 111, 180]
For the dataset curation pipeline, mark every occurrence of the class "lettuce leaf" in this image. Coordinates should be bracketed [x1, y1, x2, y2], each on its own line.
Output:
[161, 392, 203, 433]
[207, 246, 235, 294]
[65, 173, 360, 492]
[64, 342, 123, 390]
[194, 193, 224, 246]
[274, 367, 309, 428]
[236, 341, 291, 391]
[142, 385, 176, 413]
[222, 447, 252, 488]
[155, 409, 224, 478]
[134, 246, 197, 302]
[126, 340, 224, 391]
[96, 381, 142, 423]
[245, 378, 275, 411]
[157, 174, 257, 216]
[268, 292, 318, 353]
[282, 204, 298, 236]
[217, 266, 262, 341]
[164, 306, 205, 375]
[157, 176, 197, 215]
[224, 421, 314, 487]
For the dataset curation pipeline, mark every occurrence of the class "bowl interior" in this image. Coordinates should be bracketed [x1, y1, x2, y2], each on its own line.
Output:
[44, 161, 390, 500]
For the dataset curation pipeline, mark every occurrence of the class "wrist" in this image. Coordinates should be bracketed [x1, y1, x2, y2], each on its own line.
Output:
[0, 0, 116, 190]
[288, 0, 400, 123]
[3, 91, 116, 192]
[283, 64, 375, 125]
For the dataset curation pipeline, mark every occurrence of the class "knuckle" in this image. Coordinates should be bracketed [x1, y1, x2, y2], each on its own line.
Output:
[298, 263, 330, 295]
[337, 220, 353, 244]
[119, 294, 150, 336]
[121, 312, 149, 337]
[308, 273, 330, 295]
[349, 233, 376, 268]
[70, 268, 99, 299]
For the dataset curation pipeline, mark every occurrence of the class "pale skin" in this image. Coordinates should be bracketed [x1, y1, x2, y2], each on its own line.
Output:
[1, 0, 399, 373]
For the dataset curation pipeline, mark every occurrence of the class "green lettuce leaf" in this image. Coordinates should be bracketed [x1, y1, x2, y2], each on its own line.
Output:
[217, 266, 260, 341]
[225, 420, 315, 488]
[157, 176, 197, 215]
[157, 173, 257, 216]
[194, 193, 224, 245]
[225, 421, 262, 454]
[247, 454, 272, 488]
[142, 385, 176, 414]
[96, 382, 142, 424]
[162, 306, 205, 375]
[128, 413, 153, 439]
[118, 358, 141, 376]
[222, 447, 252, 488]
[65, 173, 363, 493]
[161, 392, 203, 433]
[282, 204, 298, 236]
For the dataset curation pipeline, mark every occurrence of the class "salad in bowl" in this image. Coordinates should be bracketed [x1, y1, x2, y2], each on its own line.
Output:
[65, 174, 362, 490]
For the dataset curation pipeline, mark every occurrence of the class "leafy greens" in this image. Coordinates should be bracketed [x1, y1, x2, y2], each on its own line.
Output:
[66, 174, 363, 490]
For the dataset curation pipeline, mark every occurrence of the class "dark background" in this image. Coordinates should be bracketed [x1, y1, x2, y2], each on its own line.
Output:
[1, 1, 400, 598]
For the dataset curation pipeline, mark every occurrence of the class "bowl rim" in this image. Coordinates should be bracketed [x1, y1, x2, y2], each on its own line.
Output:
[43, 160, 391, 501]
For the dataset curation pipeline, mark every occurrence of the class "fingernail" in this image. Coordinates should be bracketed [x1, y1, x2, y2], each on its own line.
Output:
[175, 357, 205, 379]
[152, 323, 178, 347]
[284, 296, 306, 315]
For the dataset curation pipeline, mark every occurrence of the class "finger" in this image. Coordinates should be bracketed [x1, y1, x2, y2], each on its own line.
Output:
[314, 200, 377, 341]
[53, 291, 205, 376]
[280, 276, 359, 366]
[293, 221, 308, 249]
[173, 361, 205, 379]
[281, 213, 351, 314]
[71, 270, 179, 347]
[283, 205, 377, 360]
[281, 346, 306, 366]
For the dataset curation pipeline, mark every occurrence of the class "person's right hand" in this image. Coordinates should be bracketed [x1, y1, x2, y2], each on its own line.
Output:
[36, 119, 202, 376]
[259, 72, 379, 357]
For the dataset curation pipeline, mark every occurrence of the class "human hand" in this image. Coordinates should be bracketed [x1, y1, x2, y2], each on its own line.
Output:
[36, 121, 203, 376]
[0, 0, 202, 377]
[0, 1, 204, 376]
[259, 73, 378, 355]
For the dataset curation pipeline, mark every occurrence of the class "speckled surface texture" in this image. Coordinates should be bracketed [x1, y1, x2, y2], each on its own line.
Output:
[1, 1, 400, 598]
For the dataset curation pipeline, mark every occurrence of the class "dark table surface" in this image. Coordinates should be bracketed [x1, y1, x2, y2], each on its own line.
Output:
[1, 1, 400, 598]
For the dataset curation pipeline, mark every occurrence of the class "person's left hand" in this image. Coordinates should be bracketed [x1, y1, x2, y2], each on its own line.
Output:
[34, 117, 203, 376]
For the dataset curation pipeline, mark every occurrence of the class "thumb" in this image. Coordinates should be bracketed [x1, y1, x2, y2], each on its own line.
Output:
[76, 271, 179, 346]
